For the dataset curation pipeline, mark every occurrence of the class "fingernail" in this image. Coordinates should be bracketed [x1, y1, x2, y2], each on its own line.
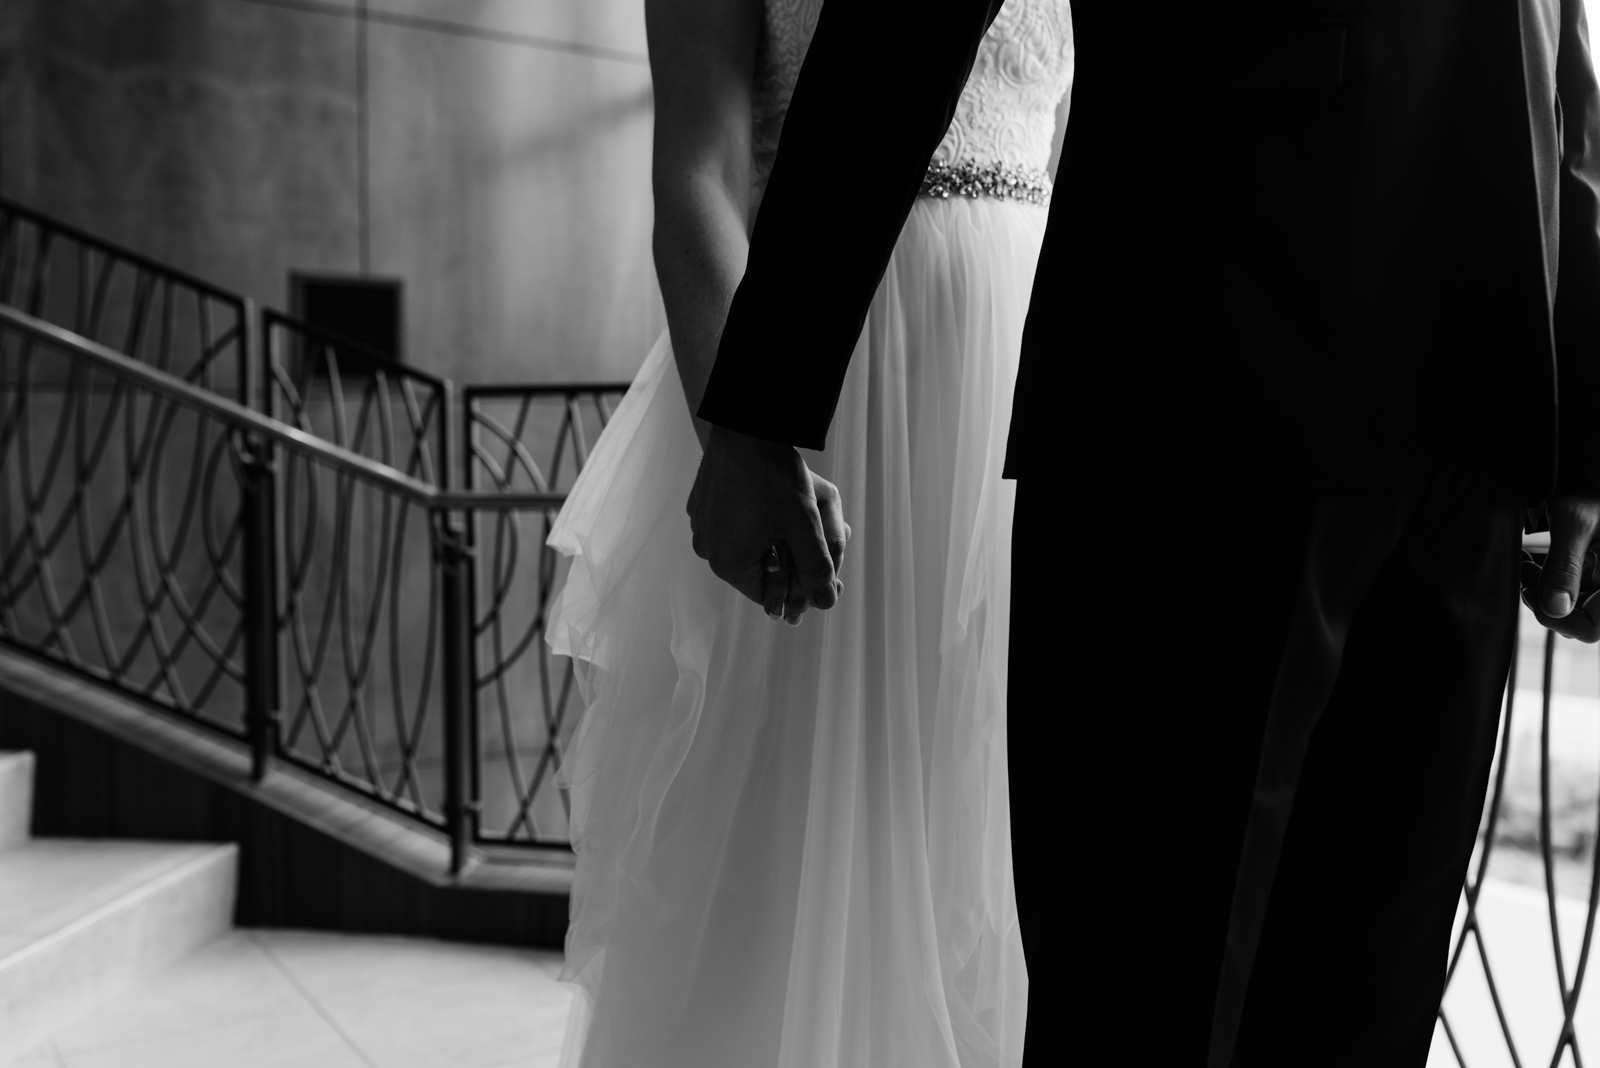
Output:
[1548, 591, 1574, 617]
[767, 606, 783, 620]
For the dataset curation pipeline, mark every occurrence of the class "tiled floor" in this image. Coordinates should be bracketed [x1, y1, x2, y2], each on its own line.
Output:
[7, 879, 1588, 1066]
[13, 930, 573, 1068]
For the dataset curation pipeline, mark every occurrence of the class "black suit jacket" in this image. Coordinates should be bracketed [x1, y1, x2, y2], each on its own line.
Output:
[699, 0, 1600, 501]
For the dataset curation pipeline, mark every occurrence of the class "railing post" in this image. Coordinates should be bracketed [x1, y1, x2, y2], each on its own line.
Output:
[438, 510, 478, 876]
[241, 434, 279, 783]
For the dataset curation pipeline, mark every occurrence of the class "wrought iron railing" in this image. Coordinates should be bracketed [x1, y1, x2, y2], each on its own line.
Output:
[0, 193, 633, 876]
[0, 297, 253, 739]
[0, 199, 249, 401]
[1438, 613, 1600, 1066]
[0, 196, 636, 870]
[0, 294, 625, 874]
[0, 199, 254, 736]
[464, 384, 621, 845]
[259, 310, 458, 827]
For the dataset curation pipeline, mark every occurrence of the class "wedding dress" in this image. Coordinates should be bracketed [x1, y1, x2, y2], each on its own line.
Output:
[547, 2, 1073, 1065]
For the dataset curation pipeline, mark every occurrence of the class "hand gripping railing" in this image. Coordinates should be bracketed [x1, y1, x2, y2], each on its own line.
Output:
[0, 302, 604, 874]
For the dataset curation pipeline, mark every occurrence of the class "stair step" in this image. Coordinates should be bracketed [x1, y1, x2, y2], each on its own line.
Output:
[0, 754, 31, 852]
[0, 840, 237, 1064]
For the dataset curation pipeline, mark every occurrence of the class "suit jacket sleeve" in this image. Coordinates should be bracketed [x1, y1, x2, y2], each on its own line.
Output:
[1555, 0, 1600, 494]
[696, 0, 1006, 450]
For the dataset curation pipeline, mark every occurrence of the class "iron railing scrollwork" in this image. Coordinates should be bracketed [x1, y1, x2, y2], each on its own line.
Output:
[0, 191, 636, 875]
[1438, 619, 1600, 1067]
[0, 199, 249, 402]
[0, 198, 633, 865]
[0, 301, 624, 874]
[0, 200, 254, 737]
[259, 310, 455, 833]
[464, 384, 623, 849]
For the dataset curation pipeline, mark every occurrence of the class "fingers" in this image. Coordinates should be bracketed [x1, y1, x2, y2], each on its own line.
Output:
[797, 474, 848, 610]
[1522, 582, 1600, 642]
[761, 544, 813, 626]
[781, 485, 840, 612]
[1537, 498, 1600, 618]
[813, 475, 851, 591]
[782, 562, 808, 625]
[684, 428, 850, 615]
[763, 545, 788, 621]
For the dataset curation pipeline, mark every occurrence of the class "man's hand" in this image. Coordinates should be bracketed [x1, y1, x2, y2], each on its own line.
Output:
[1522, 493, 1600, 642]
[687, 424, 849, 624]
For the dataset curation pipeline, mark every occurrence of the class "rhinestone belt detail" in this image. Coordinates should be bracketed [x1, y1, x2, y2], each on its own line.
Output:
[919, 160, 1051, 205]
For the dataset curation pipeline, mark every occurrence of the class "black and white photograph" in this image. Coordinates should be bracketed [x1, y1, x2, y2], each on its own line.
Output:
[4, 0, 1600, 1065]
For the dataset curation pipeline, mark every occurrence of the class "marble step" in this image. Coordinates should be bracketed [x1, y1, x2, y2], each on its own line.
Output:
[0, 839, 237, 1065]
[0, 754, 31, 852]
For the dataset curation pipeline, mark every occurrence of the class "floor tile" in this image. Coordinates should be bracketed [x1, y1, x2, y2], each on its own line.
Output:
[474, 1055, 564, 1068]
[256, 930, 563, 1009]
[26, 929, 574, 1068]
[60, 1015, 372, 1068]
[9, 1044, 64, 1068]
[51, 933, 308, 1055]
[313, 971, 573, 1068]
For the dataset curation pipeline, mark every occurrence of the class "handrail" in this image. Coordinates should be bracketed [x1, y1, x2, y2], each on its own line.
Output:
[1, 303, 438, 501]
[0, 199, 626, 870]
[465, 382, 631, 397]
[1, 199, 251, 403]
[0, 305, 567, 512]
[0, 198, 247, 306]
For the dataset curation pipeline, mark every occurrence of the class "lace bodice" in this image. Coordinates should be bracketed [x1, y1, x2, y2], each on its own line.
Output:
[749, 0, 1075, 214]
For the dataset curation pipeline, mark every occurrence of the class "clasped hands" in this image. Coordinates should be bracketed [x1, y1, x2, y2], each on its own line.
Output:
[686, 434, 1600, 640]
[1523, 493, 1600, 642]
[687, 425, 850, 625]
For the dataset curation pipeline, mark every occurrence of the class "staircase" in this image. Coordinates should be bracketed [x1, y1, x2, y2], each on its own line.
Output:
[0, 752, 238, 1065]
[0, 197, 600, 946]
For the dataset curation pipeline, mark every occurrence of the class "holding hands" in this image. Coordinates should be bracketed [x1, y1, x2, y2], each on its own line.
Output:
[687, 425, 850, 625]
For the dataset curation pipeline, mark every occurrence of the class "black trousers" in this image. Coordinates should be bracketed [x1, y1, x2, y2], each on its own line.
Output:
[1009, 452, 1522, 1065]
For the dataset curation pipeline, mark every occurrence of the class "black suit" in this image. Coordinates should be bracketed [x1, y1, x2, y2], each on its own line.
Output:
[699, 1, 1600, 1063]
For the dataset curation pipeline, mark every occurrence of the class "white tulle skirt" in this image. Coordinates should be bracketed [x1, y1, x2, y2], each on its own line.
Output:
[546, 194, 1044, 1068]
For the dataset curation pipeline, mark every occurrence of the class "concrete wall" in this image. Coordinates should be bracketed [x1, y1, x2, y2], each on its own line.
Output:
[0, 0, 662, 387]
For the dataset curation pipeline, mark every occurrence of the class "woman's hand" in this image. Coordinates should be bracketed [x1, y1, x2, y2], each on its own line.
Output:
[688, 425, 850, 625]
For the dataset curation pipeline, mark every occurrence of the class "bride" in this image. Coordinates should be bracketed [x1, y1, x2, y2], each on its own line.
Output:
[546, 1, 1073, 1064]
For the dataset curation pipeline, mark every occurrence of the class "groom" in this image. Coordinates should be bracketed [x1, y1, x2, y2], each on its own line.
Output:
[688, 1, 1600, 1064]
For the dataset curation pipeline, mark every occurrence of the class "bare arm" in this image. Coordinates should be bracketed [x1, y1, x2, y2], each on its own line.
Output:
[645, 0, 759, 448]
[653, 0, 847, 624]
[686, 0, 997, 615]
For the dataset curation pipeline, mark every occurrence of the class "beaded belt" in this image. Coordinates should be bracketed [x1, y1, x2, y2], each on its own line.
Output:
[919, 160, 1051, 206]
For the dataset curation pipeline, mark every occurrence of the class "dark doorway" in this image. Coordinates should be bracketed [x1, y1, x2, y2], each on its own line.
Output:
[289, 273, 403, 375]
